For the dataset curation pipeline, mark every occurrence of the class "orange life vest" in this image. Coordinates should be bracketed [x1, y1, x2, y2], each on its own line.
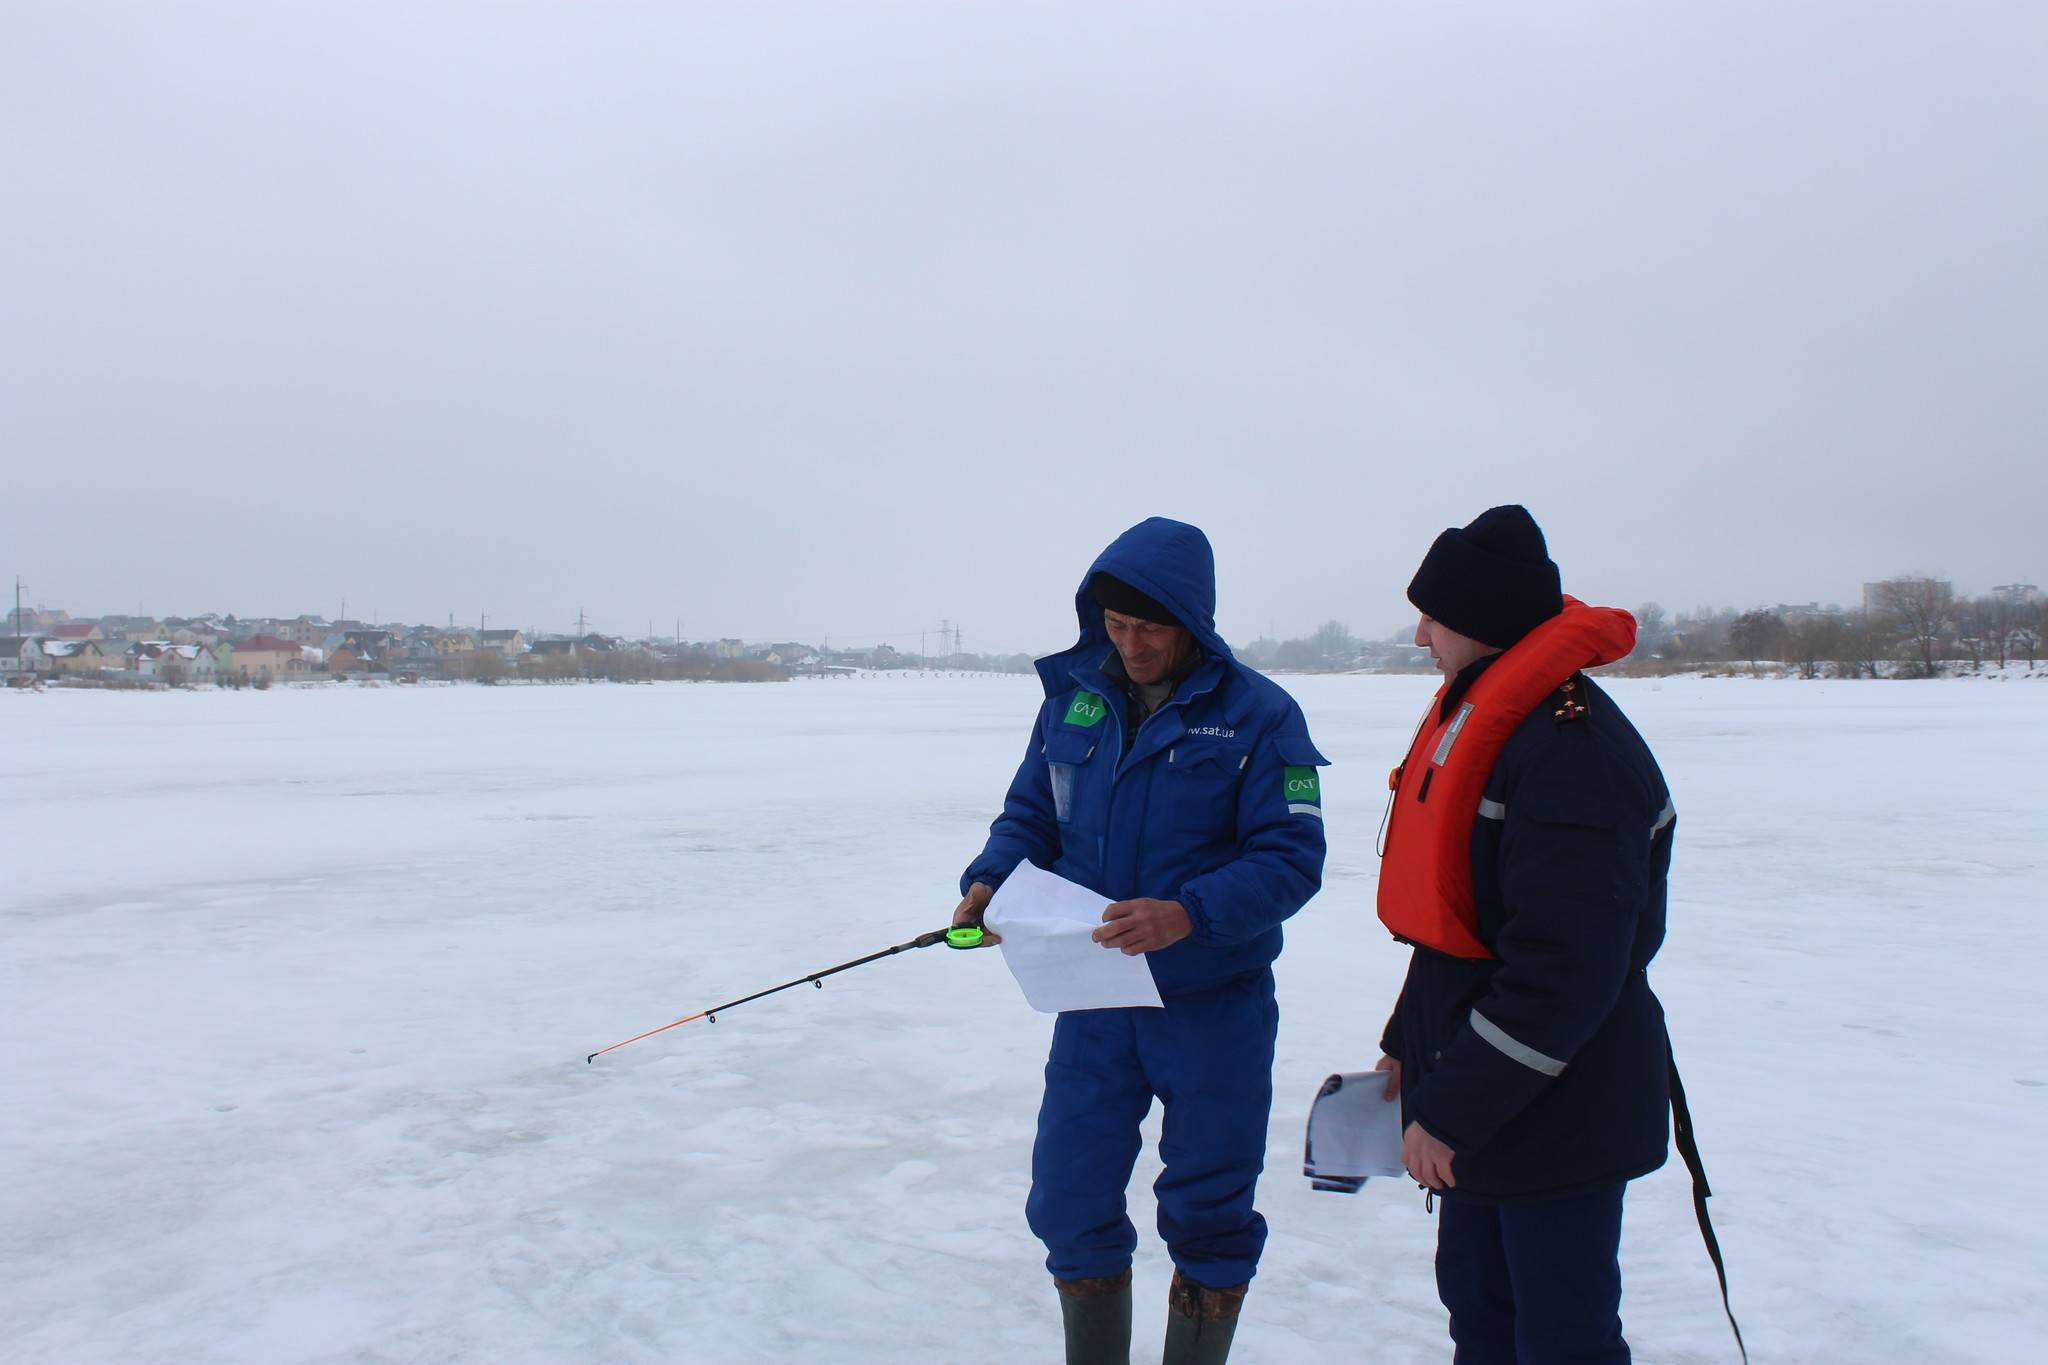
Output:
[1376, 598, 1638, 958]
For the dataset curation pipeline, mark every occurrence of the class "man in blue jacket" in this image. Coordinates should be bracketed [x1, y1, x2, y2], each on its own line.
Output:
[1377, 506, 1674, 1364]
[954, 517, 1328, 1365]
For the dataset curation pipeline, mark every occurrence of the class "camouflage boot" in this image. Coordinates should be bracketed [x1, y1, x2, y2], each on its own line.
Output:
[1055, 1269, 1133, 1365]
[1162, 1268, 1247, 1365]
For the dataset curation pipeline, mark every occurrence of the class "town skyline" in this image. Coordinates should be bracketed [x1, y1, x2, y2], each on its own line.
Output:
[8, 575, 2039, 689]
[9, 564, 2043, 664]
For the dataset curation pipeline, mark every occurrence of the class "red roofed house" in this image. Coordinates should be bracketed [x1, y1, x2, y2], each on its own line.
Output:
[51, 622, 104, 642]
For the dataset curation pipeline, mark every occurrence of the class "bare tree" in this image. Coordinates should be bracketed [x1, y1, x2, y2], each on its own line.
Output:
[1952, 597, 1990, 673]
[1631, 602, 1669, 661]
[1871, 576, 1954, 679]
[1785, 615, 1841, 680]
[1273, 638, 1318, 670]
[2015, 609, 2048, 671]
[1833, 612, 1887, 679]
[1730, 609, 1786, 667]
[1309, 620, 1358, 667]
[1669, 607, 1734, 667]
[1978, 593, 2016, 669]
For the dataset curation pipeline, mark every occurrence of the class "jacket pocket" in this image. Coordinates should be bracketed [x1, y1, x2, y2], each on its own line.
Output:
[1044, 729, 1099, 825]
[1163, 745, 1246, 842]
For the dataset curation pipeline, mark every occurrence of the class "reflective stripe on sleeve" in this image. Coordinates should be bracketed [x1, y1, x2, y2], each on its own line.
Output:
[1470, 1009, 1567, 1077]
[1477, 798, 1506, 820]
[1651, 799, 1676, 837]
[1288, 803, 1324, 818]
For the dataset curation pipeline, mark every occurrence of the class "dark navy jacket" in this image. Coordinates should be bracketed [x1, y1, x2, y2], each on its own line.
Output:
[1382, 660, 1674, 1201]
[962, 518, 1328, 998]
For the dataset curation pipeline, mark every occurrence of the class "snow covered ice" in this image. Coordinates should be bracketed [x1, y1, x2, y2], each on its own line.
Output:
[4, 674, 2044, 1363]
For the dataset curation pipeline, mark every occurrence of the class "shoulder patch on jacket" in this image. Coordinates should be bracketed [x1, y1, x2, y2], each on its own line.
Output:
[1551, 675, 1590, 724]
[1284, 765, 1322, 814]
[1277, 735, 1328, 816]
[1063, 690, 1108, 728]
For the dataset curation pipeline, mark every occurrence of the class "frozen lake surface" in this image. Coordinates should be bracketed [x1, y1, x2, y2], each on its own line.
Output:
[4, 674, 2044, 1363]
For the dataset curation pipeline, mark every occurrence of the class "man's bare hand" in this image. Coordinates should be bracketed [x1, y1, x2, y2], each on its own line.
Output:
[954, 882, 999, 944]
[1091, 898, 1191, 955]
[1403, 1121, 1456, 1191]
[1375, 1054, 1401, 1101]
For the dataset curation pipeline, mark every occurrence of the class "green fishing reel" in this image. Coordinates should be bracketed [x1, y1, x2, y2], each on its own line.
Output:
[945, 925, 987, 949]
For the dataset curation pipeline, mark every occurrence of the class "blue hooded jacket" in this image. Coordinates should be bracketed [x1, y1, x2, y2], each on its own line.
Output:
[962, 518, 1329, 997]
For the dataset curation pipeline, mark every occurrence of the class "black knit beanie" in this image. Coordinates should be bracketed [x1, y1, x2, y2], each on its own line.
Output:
[1406, 505, 1563, 648]
[1092, 573, 1182, 629]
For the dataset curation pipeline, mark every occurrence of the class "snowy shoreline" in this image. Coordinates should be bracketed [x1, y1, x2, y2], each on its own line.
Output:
[13, 657, 2044, 702]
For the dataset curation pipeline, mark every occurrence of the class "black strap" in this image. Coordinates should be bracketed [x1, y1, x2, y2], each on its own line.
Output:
[1668, 1052, 1748, 1364]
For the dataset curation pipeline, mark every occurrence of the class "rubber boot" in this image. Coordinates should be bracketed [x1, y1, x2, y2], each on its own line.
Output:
[1055, 1269, 1133, 1365]
[1162, 1268, 1247, 1365]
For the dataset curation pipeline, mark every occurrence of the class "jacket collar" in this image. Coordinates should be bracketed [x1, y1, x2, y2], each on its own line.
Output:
[1440, 652, 1502, 723]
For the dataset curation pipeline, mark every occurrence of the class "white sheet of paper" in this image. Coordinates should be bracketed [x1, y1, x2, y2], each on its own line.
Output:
[983, 861, 1165, 1013]
[1303, 1071, 1407, 1183]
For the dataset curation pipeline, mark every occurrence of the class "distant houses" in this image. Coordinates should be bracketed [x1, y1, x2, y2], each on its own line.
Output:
[128, 642, 218, 683]
[324, 643, 373, 675]
[528, 633, 614, 660]
[231, 635, 313, 683]
[1, 636, 47, 676]
[276, 616, 331, 646]
[1, 604, 1039, 689]
[42, 639, 108, 674]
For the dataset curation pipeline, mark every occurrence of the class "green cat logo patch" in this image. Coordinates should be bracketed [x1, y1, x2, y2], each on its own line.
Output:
[1283, 766, 1321, 804]
[1064, 690, 1108, 728]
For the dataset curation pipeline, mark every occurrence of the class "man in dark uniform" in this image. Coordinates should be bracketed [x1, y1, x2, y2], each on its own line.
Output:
[1375, 506, 1675, 1364]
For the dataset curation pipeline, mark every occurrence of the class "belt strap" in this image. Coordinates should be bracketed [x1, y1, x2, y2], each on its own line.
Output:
[1669, 1051, 1749, 1364]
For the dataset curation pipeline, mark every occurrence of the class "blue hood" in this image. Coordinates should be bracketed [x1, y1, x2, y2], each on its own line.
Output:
[1039, 518, 1232, 695]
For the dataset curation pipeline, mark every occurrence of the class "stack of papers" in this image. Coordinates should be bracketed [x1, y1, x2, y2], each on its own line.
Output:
[1303, 1071, 1407, 1193]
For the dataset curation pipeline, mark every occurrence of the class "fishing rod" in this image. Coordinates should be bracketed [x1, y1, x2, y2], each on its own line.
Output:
[586, 923, 989, 1063]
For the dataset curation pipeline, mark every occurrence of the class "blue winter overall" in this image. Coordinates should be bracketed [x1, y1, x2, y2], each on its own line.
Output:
[963, 518, 1328, 1289]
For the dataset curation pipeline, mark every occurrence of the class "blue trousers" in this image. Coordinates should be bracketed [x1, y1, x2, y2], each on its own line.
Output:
[1026, 974, 1276, 1288]
[1436, 1183, 1629, 1365]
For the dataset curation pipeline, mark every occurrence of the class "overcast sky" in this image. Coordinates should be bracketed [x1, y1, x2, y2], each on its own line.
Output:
[5, 1, 2043, 650]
